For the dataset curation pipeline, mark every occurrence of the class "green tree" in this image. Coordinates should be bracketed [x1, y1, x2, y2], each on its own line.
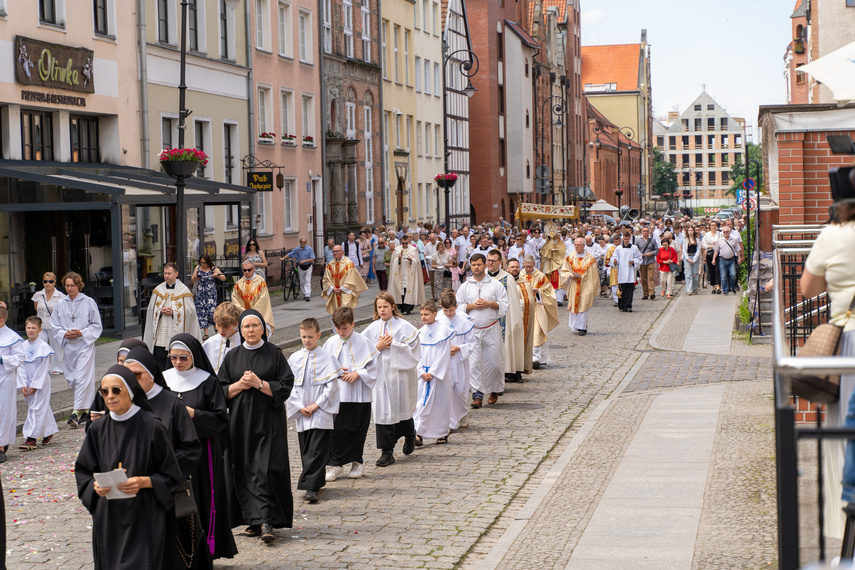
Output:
[727, 142, 763, 197]
[651, 148, 677, 197]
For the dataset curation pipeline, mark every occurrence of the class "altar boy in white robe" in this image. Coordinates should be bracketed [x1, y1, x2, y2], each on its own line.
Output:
[437, 289, 474, 430]
[413, 301, 454, 445]
[18, 316, 58, 450]
[324, 307, 379, 482]
[610, 231, 643, 313]
[0, 305, 25, 462]
[202, 302, 242, 374]
[286, 318, 341, 503]
[363, 292, 421, 468]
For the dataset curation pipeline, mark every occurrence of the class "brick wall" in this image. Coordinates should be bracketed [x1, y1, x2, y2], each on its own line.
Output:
[793, 397, 825, 424]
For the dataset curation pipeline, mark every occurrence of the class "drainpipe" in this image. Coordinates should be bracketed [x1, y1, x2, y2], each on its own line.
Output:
[137, 0, 150, 167]
[245, 0, 256, 238]
[377, 0, 386, 225]
[318, 0, 327, 249]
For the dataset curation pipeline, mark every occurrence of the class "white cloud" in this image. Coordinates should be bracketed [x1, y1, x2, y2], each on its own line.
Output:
[582, 9, 605, 26]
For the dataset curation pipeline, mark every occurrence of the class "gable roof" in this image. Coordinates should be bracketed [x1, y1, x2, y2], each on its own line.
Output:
[581, 44, 642, 92]
[505, 20, 540, 50]
[791, 0, 807, 18]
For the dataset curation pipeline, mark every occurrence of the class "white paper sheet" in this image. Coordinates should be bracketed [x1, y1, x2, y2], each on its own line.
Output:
[94, 468, 132, 500]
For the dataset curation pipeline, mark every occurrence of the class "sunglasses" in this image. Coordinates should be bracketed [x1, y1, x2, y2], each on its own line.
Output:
[99, 386, 123, 397]
[43, 279, 55, 284]
[169, 354, 191, 362]
[243, 268, 255, 273]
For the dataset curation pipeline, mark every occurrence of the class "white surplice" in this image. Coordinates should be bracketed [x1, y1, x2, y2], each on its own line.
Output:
[456, 275, 509, 395]
[489, 269, 525, 376]
[436, 312, 474, 429]
[18, 338, 58, 439]
[414, 322, 454, 439]
[51, 293, 102, 410]
[610, 244, 643, 284]
[285, 346, 342, 431]
[203, 330, 241, 373]
[0, 325, 25, 446]
[323, 331, 379, 403]
[363, 317, 421, 425]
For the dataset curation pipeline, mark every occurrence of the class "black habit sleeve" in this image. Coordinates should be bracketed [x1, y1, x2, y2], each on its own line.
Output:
[265, 344, 294, 408]
[189, 375, 229, 440]
[149, 420, 182, 511]
[167, 397, 202, 482]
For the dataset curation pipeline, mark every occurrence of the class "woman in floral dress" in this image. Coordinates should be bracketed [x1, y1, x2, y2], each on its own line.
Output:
[191, 254, 225, 340]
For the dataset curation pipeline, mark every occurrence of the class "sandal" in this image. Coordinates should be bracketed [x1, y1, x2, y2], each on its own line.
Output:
[19, 438, 37, 451]
[436, 436, 448, 444]
[244, 525, 261, 537]
[202, 335, 210, 341]
[414, 435, 424, 447]
[41, 435, 53, 445]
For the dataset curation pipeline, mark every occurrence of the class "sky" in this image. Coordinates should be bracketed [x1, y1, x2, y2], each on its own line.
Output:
[582, 0, 794, 141]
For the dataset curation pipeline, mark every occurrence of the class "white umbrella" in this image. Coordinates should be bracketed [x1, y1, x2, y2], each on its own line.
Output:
[587, 199, 618, 212]
[798, 40, 855, 103]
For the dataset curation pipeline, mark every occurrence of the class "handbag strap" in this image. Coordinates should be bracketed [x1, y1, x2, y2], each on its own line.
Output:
[845, 290, 855, 326]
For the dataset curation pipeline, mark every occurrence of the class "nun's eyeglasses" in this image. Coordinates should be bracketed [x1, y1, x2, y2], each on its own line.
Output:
[169, 354, 191, 362]
[99, 386, 123, 397]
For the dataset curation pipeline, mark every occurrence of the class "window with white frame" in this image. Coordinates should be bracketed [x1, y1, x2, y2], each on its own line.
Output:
[424, 122, 431, 156]
[346, 102, 356, 139]
[422, 0, 428, 33]
[299, 10, 312, 63]
[432, 1, 438, 35]
[343, 0, 354, 58]
[94, 0, 118, 37]
[220, 0, 237, 60]
[393, 26, 400, 82]
[417, 183, 422, 219]
[302, 95, 315, 139]
[187, 0, 208, 52]
[406, 116, 412, 151]
[364, 105, 374, 224]
[404, 30, 410, 85]
[434, 62, 440, 97]
[435, 124, 441, 158]
[416, 121, 422, 155]
[257, 87, 271, 136]
[256, 0, 270, 50]
[323, 0, 332, 54]
[161, 116, 178, 151]
[278, 2, 293, 57]
[194, 119, 212, 178]
[361, 4, 371, 63]
[395, 114, 402, 149]
[366, 167, 375, 224]
[381, 21, 387, 79]
[425, 182, 431, 220]
[280, 90, 294, 138]
[423, 59, 431, 95]
[223, 122, 237, 184]
[283, 179, 294, 231]
[414, 1, 419, 29]
[408, 178, 415, 220]
[383, 112, 390, 221]
[157, 0, 176, 43]
[415, 57, 421, 92]
[257, 192, 271, 234]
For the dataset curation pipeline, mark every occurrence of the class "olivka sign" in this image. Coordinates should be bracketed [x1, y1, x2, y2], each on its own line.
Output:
[15, 36, 95, 94]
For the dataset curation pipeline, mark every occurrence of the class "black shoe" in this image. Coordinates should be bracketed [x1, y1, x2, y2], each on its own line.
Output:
[403, 435, 416, 455]
[244, 525, 261, 537]
[649, 296, 655, 300]
[627, 308, 633, 312]
[723, 291, 729, 295]
[533, 361, 541, 370]
[641, 295, 648, 300]
[614, 302, 619, 307]
[557, 301, 564, 307]
[261, 523, 275, 543]
[67, 413, 79, 428]
[0, 450, 6, 463]
[77, 412, 89, 427]
[304, 490, 319, 503]
[305, 296, 310, 302]
[376, 451, 395, 467]
[578, 330, 587, 336]
[414, 435, 424, 447]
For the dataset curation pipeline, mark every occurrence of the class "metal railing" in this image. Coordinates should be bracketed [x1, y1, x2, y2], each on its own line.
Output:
[772, 224, 855, 568]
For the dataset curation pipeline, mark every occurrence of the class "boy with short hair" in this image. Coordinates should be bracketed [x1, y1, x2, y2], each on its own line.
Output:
[203, 302, 242, 373]
[0, 305, 25, 463]
[436, 290, 474, 430]
[18, 316, 58, 450]
[413, 300, 454, 445]
[323, 307, 378, 481]
[286, 318, 341, 503]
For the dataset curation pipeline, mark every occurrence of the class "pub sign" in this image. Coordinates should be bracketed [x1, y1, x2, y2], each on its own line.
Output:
[15, 36, 95, 94]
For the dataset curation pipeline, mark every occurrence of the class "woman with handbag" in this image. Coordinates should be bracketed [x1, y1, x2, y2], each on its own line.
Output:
[655, 237, 679, 298]
[802, 199, 855, 540]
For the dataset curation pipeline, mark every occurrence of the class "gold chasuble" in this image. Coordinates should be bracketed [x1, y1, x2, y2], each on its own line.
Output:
[514, 276, 535, 375]
[231, 274, 275, 328]
[523, 268, 560, 348]
[604, 245, 619, 287]
[540, 236, 567, 290]
[559, 253, 598, 314]
[322, 258, 368, 315]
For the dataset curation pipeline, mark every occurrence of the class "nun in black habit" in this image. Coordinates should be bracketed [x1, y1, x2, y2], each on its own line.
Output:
[162, 334, 237, 560]
[74, 365, 182, 570]
[218, 309, 294, 543]
[84, 338, 149, 431]
[124, 346, 212, 569]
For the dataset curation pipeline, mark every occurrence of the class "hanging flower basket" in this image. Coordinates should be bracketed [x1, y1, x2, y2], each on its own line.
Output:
[158, 148, 207, 178]
[435, 172, 458, 188]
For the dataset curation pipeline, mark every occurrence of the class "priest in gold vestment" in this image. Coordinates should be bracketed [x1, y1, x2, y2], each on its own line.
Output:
[232, 259, 275, 331]
[507, 259, 534, 375]
[522, 255, 559, 366]
[322, 245, 368, 315]
[559, 237, 598, 336]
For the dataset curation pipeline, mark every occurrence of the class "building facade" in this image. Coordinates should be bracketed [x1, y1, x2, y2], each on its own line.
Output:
[784, 0, 809, 105]
[322, 0, 383, 242]
[653, 91, 746, 208]
[249, 0, 324, 253]
[585, 101, 641, 211]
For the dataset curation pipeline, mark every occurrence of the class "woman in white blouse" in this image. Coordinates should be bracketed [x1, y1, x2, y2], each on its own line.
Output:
[701, 221, 721, 294]
[32, 272, 66, 374]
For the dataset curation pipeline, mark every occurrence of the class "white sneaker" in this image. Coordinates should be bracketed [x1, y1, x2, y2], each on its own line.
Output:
[325, 465, 344, 482]
[458, 414, 470, 428]
[347, 462, 364, 479]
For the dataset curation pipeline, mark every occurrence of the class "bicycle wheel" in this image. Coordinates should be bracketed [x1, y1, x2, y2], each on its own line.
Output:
[289, 269, 300, 299]
[283, 266, 293, 301]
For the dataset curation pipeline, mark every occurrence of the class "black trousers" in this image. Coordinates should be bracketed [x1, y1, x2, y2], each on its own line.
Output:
[376, 269, 388, 291]
[618, 283, 635, 311]
[329, 402, 372, 466]
[375, 419, 415, 452]
[297, 429, 332, 492]
[154, 345, 169, 371]
[705, 250, 719, 287]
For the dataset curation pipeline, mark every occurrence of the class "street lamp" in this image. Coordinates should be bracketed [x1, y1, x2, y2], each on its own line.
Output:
[615, 126, 635, 211]
[539, 95, 567, 205]
[442, 44, 479, 231]
[173, 0, 240, 283]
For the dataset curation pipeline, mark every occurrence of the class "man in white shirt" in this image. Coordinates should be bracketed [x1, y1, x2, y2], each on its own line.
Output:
[454, 226, 471, 267]
[508, 234, 525, 264]
[423, 232, 438, 297]
[342, 231, 362, 268]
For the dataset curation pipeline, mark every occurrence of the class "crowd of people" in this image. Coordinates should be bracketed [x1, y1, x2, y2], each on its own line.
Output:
[0, 210, 753, 569]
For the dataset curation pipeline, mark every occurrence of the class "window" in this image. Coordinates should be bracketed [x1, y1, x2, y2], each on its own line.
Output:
[694, 153, 702, 167]
[694, 104, 701, 111]
[432, 1, 438, 35]
[362, 5, 371, 63]
[343, 0, 354, 58]
[709, 170, 717, 184]
[279, 2, 292, 57]
[256, 0, 269, 50]
[365, 104, 374, 224]
[707, 117, 715, 130]
[422, 0, 428, 33]
[395, 114, 402, 149]
[416, 121, 422, 155]
[525, 112, 529, 128]
[656, 135, 664, 148]
[381, 22, 387, 79]
[194, 120, 210, 177]
[404, 31, 410, 84]
[346, 102, 356, 139]
[161, 117, 177, 150]
[40, 0, 60, 25]
[220, 0, 233, 59]
[707, 104, 715, 111]
[158, 0, 170, 41]
[694, 118, 701, 132]
[499, 139, 505, 167]
[415, 57, 422, 92]
[302, 95, 314, 138]
[406, 116, 412, 151]
[299, 10, 311, 62]
[280, 90, 293, 137]
[434, 62, 440, 97]
[94, 0, 109, 35]
[435, 124, 441, 158]
[721, 153, 729, 165]
[393, 26, 400, 82]
[257, 87, 271, 135]
[498, 86, 504, 113]
[424, 122, 431, 156]
[283, 179, 294, 231]
[720, 118, 728, 130]
[224, 123, 236, 183]
[796, 71, 806, 85]
[708, 153, 715, 165]
[257, 192, 271, 234]
[414, 1, 419, 29]
[71, 115, 99, 163]
[323, 0, 332, 54]
[681, 135, 688, 149]
[721, 134, 729, 149]
[707, 134, 716, 149]
[668, 136, 676, 151]
[187, 0, 199, 50]
[22, 111, 54, 161]
[694, 134, 702, 147]
[423, 59, 431, 95]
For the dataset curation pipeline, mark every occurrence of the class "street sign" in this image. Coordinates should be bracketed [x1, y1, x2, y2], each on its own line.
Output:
[737, 189, 746, 204]
[703, 207, 720, 213]
[536, 178, 551, 193]
[743, 178, 755, 191]
[741, 197, 757, 211]
[536, 165, 550, 179]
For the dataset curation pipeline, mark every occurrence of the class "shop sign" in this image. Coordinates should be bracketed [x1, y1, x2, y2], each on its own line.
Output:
[15, 36, 95, 94]
[248, 171, 273, 192]
[203, 241, 217, 258]
[224, 239, 241, 259]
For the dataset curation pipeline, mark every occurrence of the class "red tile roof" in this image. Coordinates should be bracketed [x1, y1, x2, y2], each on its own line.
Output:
[581, 44, 642, 92]
[505, 20, 540, 50]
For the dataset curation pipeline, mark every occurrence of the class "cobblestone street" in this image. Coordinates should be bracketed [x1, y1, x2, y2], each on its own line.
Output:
[3, 286, 778, 568]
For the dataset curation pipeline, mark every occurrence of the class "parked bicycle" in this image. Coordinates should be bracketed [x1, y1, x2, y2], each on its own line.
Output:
[281, 257, 301, 301]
